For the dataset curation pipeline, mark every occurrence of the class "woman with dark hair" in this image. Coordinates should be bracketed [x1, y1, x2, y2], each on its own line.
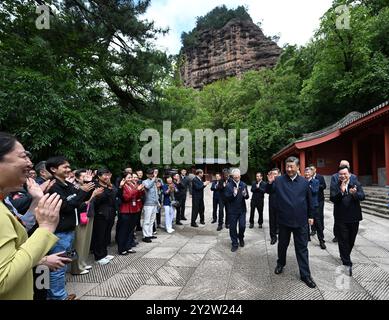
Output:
[0, 132, 62, 299]
[117, 173, 144, 255]
[90, 168, 117, 265]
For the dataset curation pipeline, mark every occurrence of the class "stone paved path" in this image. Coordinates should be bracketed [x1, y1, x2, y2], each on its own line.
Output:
[66, 187, 389, 300]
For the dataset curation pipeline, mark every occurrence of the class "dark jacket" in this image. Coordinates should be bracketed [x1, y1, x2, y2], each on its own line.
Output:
[308, 178, 320, 209]
[211, 180, 223, 200]
[48, 178, 89, 233]
[265, 174, 314, 228]
[224, 180, 249, 214]
[174, 181, 186, 201]
[8, 188, 32, 215]
[192, 176, 206, 200]
[330, 173, 357, 189]
[251, 181, 266, 203]
[313, 173, 327, 202]
[330, 178, 365, 223]
[93, 183, 118, 220]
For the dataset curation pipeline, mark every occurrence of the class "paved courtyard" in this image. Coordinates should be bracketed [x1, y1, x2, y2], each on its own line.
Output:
[66, 187, 389, 300]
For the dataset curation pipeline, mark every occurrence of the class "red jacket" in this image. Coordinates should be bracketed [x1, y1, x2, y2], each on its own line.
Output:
[120, 183, 144, 214]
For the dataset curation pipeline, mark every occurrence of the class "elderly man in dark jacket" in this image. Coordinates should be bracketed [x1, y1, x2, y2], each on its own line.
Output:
[225, 168, 250, 252]
[266, 156, 316, 288]
[330, 165, 365, 276]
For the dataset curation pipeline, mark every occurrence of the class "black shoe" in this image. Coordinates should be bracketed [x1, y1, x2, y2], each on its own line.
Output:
[308, 237, 311, 242]
[249, 223, 254, 229]
[150, 236, 157, 239]
[239, 239, 245, 247]
[176, 221, 183, 225]
[301, 276, 316, 288]
[191, 223, 199, 227]
[348, 266, 352, 277]
[217, 225, 222, 231]
[225, 224, 230, 229]
[231, 246, 238, 252]
[258, 224, 263, 229]
[310, 230, 316, 236]
[200, 221, 205, 225]
[142, 238, 152, 243]
[270, 238, 277, 245]
[332, 237, 338, 243]
[181, 217, 187, 221]
[211, 220, 217, 224]
[274, 265, 283, 275]
[119, 251, 129, 255]
[319, 241, 326, 250]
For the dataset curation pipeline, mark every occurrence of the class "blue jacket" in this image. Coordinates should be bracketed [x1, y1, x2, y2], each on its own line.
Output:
[192, 176, 206, 200]
[313, 173, 327, 202]
[265, 174, 314, 228]
[330, 178, 365, 223]
[251, 181, 266, 203]
[211, 180, 223, 200]
[224, 180, 249, 214]
[308, 178, 320, 209]
[162, 184, 178, 206]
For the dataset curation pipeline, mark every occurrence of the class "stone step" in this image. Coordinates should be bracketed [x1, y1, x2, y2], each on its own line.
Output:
[363, 198, 388, 205]
[360, 207, 389, 219]
[360, 203, 389, 215]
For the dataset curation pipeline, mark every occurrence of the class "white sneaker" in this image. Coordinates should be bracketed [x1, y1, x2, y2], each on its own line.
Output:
[84, 265, 92, 270]
[167, 228, 175, 234]
[79, 270, 89, 275]
[106, 255, 114, 261]
[96, 257, 111, 265]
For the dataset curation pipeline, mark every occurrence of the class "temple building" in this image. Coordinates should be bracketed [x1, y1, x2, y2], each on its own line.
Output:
[272, 101, 389, 187]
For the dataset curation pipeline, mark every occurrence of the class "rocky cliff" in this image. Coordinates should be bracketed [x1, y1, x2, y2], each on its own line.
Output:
[180, 18, 282, 89]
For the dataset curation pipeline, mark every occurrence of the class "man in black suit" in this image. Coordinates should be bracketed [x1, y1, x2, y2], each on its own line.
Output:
[266, 168, 280, 245]
[219, 168, 232, 230]
[225, 168, 250, 252]
[266, 156, 316, 288]
[211, 173, 225, 229]
[330, 160, 358, 242]
[330, 165, 365, 276]
[179, 168, 189, 220]
[249, 172, 266, 229]
[191, 169, 210, 227]
[310, 165, 327, 244]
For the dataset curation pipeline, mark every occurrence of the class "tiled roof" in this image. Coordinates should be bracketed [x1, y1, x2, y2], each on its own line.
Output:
[273, 100, 389, 158]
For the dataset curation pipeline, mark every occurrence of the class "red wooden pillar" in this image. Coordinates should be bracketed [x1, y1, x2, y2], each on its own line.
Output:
[371, 138, 378, 185]
[352, 138, 359, 177]
[385, 127, 389, 186]
[299, 150, 306, 175]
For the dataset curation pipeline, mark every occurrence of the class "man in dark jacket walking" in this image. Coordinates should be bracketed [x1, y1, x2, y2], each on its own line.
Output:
[225, 169, 249, 252]
[249, 172, 266, 229]
[191, 169, 210, 227]
[330, 165, 365, 276]
[266, 157, 316, 288]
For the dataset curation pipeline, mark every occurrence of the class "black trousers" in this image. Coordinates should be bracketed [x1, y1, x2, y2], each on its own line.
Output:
[180, 195, 187, 219]
[336, 221, 359, 266]
[105, 212, 116, 246]
[92, 215, 109, 261]
[221, 198, 230, 226]
[269, 205, 278, 239]
[191, 197, 205, 224]
[249, 199, 264, 225]
[229, 211, 246, 247]
[212, 197, 225, 226]
[277, 224, 311, 279]
[117, 212, 139, 253]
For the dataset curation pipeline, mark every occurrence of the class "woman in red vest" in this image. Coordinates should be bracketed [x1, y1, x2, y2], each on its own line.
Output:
[117, 173, 144, 255]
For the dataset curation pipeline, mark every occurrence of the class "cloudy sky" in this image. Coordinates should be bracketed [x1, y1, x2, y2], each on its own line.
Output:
[143, 0, 334, 55]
